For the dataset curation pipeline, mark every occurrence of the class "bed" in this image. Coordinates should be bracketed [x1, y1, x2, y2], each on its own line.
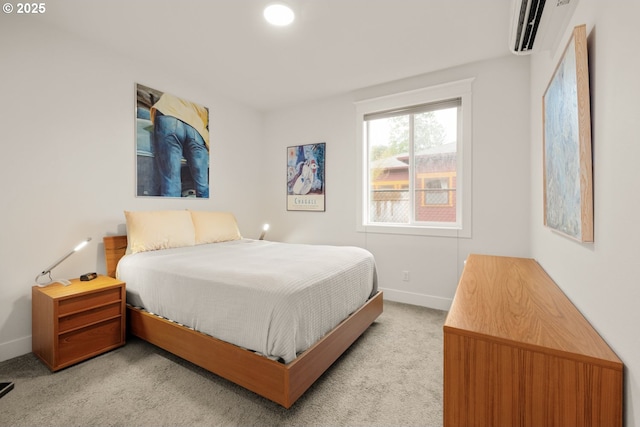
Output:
[103, 210, 383, 408]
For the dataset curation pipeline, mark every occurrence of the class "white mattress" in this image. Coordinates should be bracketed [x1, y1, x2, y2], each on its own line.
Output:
[117, 239, 377, 363]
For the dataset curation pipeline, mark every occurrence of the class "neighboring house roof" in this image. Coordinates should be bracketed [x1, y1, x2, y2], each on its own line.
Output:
[373, 141, 457, 170]
[419, 141, 456, 155]
[371, 156, 408, 170]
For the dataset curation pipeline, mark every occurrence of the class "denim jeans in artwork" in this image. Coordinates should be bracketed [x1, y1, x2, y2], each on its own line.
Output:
[153, 114, 209, 197]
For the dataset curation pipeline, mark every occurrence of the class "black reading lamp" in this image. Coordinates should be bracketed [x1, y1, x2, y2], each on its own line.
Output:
[35, 237, 91, 286]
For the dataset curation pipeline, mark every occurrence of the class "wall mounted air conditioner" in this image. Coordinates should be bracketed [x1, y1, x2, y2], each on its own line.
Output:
[509, 0, 579, 55]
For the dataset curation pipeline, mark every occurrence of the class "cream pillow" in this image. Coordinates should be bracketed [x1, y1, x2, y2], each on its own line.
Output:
[189, 211, 242, 244]
[124, 210, 196, 254]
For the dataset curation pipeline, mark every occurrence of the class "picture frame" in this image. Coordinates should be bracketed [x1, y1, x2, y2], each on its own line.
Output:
[542, 24, 593, 242]
[135, 83, 210, 198]
[287, 143, 326, 211]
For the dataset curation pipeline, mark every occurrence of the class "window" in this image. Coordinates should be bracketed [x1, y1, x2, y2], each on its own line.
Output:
[355, 79, 473, 237]
[423, 177, 451, 206]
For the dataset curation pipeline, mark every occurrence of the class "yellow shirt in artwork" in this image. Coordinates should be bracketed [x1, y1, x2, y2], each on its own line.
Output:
[150, 93, 210, 149]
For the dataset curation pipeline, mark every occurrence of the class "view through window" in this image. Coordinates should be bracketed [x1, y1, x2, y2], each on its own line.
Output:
[366, 99, 460, 225]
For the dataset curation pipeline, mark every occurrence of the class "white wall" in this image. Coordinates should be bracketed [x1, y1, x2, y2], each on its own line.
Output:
[5, 4, 636, 424]
[262, 54, 531, 310]
[530, 1, 640, 424]
[0, 19, 265, 361]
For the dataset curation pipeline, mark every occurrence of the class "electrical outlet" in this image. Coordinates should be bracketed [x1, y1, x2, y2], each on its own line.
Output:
[402, 271, 410, 281]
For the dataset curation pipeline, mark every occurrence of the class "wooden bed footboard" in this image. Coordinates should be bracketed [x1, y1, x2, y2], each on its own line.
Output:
[129, 291, 382, 407]
[103, 235, 383, 408]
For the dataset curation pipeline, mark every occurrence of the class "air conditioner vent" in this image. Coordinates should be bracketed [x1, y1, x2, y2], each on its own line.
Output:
[509, 0, 578, 55]
[513, 0, 546, 53]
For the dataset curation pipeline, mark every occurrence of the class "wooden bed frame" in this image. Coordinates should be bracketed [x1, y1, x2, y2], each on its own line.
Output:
[103, 235, 383, 408]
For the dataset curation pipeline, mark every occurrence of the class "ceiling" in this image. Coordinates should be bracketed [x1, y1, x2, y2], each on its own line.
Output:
[40, 0, 514, 111]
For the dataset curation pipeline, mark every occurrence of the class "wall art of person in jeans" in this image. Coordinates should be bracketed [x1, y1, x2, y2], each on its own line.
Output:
[150, 93, 210, 198]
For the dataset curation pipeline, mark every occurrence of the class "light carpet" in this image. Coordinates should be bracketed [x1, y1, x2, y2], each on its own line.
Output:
[0, 301, 446, 426]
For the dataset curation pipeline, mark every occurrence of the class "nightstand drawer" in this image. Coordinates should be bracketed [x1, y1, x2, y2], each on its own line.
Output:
[58, 317, 122, 366]
[58, 287, 122, 315]
[58, 302, 122, 333]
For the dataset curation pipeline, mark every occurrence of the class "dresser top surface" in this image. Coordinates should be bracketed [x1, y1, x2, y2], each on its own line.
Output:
[444, 254, 621, 366]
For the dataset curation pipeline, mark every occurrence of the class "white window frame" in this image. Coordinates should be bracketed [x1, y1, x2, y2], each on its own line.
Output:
[355, 78, 473, 238]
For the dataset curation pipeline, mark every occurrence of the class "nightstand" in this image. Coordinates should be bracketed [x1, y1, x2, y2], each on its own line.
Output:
[32, 275, 126, 371]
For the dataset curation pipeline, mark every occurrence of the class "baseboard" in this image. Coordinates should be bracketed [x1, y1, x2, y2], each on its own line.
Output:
[380, 287, 452, 311]
[0, 335, 31, 363]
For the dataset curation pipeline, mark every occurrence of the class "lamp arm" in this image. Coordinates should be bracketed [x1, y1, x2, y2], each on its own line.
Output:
[39, 250, 77, 276]
[35, 237, 92, 283]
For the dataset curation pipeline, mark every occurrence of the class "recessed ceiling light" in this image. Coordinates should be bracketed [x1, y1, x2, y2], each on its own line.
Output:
[264, 3, 295, 26]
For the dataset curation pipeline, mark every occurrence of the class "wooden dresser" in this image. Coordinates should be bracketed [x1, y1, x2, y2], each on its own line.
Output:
[443, 254, 623, 427]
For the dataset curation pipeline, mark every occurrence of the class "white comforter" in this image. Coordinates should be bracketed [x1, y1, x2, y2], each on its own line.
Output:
[117, 239, 377, 363]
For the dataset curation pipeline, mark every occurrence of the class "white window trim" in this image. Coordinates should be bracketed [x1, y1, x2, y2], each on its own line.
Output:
[355, 78, 474, 238]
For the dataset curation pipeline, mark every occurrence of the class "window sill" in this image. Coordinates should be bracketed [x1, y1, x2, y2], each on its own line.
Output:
[357, 223, 470, 238]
